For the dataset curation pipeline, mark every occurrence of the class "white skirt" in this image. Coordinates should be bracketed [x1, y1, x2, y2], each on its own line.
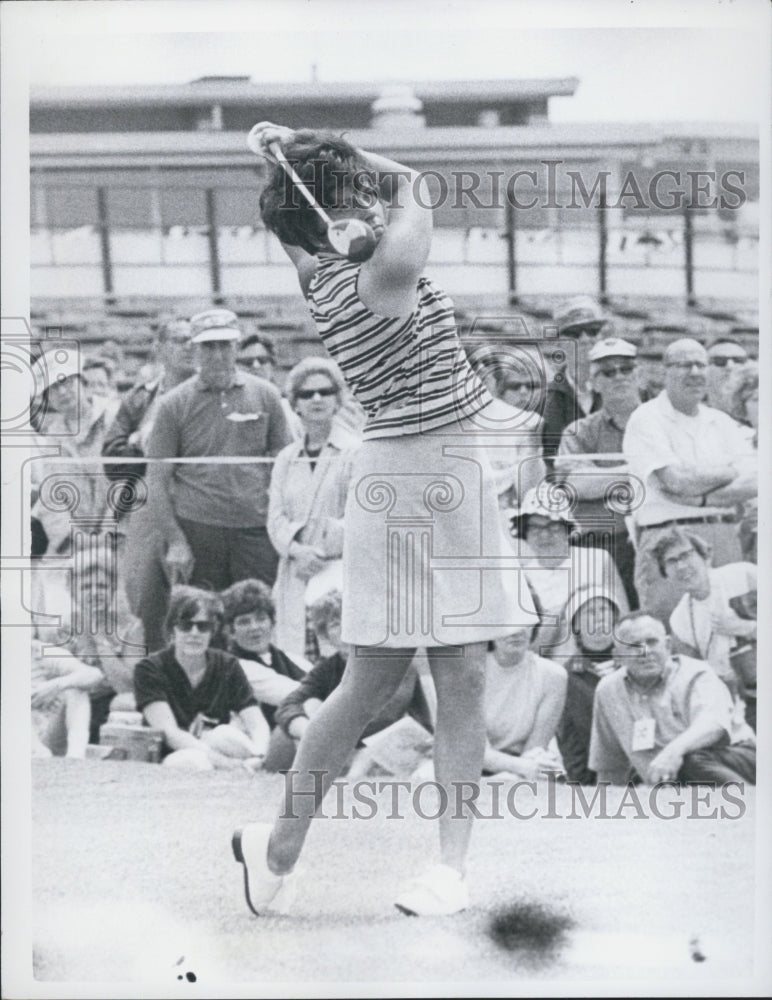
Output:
[341, 414, 537, 648]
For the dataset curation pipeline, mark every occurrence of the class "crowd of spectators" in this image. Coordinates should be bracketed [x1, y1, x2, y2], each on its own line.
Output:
[28, 296, 758, 787]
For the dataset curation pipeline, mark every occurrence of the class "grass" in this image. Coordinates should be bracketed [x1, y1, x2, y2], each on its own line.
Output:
[27, 759, 757, 994]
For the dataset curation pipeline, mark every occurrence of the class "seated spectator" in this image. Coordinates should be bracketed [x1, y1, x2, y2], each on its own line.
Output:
[651, 529, 757, 728]
[482, 627, 567, 781]
[556, 589, 623, 785]
[220, 579, 311, 770]
[555, 337, 642, 609]
[31, 639, 104, 758]
[589, 613, 756, 785]
[133, 585, 269, 771]
[623, 338, 756, 622]
[31, 549, 145, 748]
[267, 357, 359, 658]
[729, 362, 758, 564]
[272, 590, 433, 774]
[509, 488, 629, 658]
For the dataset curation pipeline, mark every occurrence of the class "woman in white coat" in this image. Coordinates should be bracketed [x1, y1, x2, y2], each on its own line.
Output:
[267, 357, 359, 658]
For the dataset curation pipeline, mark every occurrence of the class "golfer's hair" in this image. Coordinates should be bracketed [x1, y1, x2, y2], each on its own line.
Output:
[164, 585, 224, 638]
[307, 589, 342, 640]
[650, 528, 711, 577]
[260, 130, 379, 255]
[220, 578, 275, 625]
[286, 356, 346, 407]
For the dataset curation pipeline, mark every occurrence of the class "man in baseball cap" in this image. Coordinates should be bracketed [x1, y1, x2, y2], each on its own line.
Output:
[555, 336, 641, 609]
[542, 297, 610, 463]
[137, 306, 292, 644]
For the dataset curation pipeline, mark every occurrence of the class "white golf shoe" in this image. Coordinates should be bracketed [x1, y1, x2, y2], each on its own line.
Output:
[394, 864, 469, 916]
[232, 823, 297, 916]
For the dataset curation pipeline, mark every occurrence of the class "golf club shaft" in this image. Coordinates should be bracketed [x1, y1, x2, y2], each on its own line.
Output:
[269, 141, 333, 227]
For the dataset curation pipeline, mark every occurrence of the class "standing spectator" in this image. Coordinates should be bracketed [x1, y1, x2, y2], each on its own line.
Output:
[706, 338, 749, 415]
[556, 337, 641, 609]
[143, 308, 292, 609]
[482, 628, 567, 781]
[556, 589, 622, 785]
[133, 585, 269, 771]
[651, 529, 757, 728]
[103, 317, 197, 651]
[588, 613, 756, 785]
[541, 296, 606, 462]
[237, 332, 303, 439]
[267, 357, 359, 658]
[83, 355, 120, 410]
[623, 338, 756, 621]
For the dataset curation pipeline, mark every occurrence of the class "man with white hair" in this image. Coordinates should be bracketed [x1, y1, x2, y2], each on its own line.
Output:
[622, 338, 756, 621]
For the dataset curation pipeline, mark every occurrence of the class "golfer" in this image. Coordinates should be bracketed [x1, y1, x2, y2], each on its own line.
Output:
[233, 123, 534, 916]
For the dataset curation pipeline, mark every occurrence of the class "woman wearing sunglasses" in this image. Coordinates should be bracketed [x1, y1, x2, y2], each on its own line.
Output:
[267, 357, 359, 659]
[133, 585, 269, 771]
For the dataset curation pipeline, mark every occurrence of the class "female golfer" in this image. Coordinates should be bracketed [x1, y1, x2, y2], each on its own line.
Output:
[233, 123, 533, 917]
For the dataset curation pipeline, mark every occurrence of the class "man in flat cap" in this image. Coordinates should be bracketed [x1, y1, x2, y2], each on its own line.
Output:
[142, 309, 291, 635]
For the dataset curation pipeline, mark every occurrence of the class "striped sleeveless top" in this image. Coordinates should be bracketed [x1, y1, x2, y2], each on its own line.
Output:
[307, 253, 492, 439]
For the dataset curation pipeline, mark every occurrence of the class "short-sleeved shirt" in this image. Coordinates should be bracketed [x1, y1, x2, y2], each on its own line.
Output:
[147, 371, 291, 527]
[307, 253, 491, 439]
[556, 408, 630, 531]
[622, 392, 754, 527]
[588, 655, 755, 779]
[133, 646, 258, 731]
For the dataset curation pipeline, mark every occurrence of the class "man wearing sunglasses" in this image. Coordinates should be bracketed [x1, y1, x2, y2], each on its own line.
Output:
[541, 296, 607, 464]
[623, 339, 756, 622]
[706, 338, 749, 416]
[555, 337, 641, 609]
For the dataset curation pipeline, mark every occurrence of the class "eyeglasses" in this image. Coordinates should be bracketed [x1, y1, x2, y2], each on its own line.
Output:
[596, 362, 636, 378]
[708, 356, 747, 368]
[238, 354, 271, 369]
[176, 619, 213, 633]
[561, 325, 603, 340]
[527, 520, 568, 533]
[503, 382, 538, 393]
[665, 360, 707, 371]
[296, 387, 338, 400]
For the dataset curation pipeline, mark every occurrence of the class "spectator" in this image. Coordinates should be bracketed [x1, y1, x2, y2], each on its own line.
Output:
[588, 613, 756, 785]
[143, 307, 292, 606]
[133, 585, 269, 771]
[729, 363, 759, 563]
[636, 348, 666, 402]
[541, 296, 607, 462]
[556, 589, 623, 785]
[31, 640, 104, 759]
[104, 318, 197, 650]
[83, 355, 119, 409]
[237, 332, 303, 439]
[273, 591, 433, 774]
[556, 337, 641, 609]
[267, 357, 359, 657]
[509, 488, 629, 658]
[623, 338, 756, 621]
[482, 627, 567, 781]
[30, 348, 117, 557]
[706, 338, 749, 415]
[651, 528, 756, 729]
[220, 578, 311, 771]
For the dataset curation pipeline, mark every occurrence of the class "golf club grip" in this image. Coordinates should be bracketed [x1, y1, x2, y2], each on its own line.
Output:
[268, 142, 332, 226]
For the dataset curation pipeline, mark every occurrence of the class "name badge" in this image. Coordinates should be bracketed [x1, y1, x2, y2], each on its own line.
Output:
[632, 717, 656, 752]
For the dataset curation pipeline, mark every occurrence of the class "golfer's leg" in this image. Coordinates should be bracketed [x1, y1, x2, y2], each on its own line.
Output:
[267, 647, 415, 874]
[426, 642, 487, 875]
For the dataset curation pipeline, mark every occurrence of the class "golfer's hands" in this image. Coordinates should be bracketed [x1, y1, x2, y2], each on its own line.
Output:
[646, 745, 684, 784]
[247, 121, 295, 160]
[165, 537, 194, 585]
[289, 541, 326, 581]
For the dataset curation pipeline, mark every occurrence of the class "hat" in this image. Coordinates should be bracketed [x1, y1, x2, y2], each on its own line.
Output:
[189, 308, 241, 344]
[32, 346, 82, 396]
[517, 487, 575, 523]
[554, 296, 606, 334]
[589, 337, 637, 363]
